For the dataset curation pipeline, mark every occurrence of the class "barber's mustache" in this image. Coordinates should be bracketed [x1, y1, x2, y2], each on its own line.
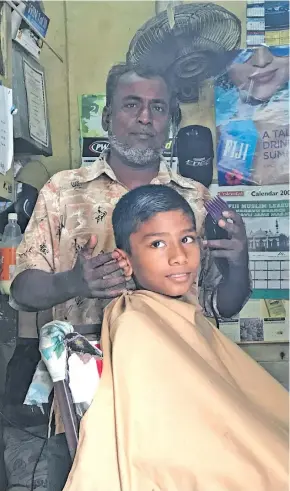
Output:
[108, 121, 158, 138]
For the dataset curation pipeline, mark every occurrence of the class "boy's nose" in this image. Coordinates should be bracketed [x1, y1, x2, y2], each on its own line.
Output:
[168, 245, 188, 266]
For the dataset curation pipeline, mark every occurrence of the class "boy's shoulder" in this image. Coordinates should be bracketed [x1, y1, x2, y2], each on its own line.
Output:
[107, 291, 196, 333]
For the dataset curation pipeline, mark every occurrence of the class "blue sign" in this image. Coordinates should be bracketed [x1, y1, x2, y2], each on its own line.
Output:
[24, 2, 50, 38]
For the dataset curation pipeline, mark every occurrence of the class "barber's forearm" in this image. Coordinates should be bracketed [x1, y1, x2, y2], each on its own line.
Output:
[11, 269, 78, 311]
[216, 264, 251, 318]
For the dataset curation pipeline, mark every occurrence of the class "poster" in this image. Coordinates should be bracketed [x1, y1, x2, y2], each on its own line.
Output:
[78, 94, 108, 166]
[0, 86, 13, 175]
[79, 94, 178, 171]
[23, 59, 49, 147]
[79, 94, 107, 139]
[210, 184, 289, 300]
[219, 299, 288, 343]
[215, 45, 289, 187]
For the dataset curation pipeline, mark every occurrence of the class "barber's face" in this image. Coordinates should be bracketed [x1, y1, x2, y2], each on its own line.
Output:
[105, 72, 171, 156]
[229, 46, 289, 102]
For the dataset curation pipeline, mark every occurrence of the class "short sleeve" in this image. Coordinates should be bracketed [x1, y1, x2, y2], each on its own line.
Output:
[14, 178, 60, 278]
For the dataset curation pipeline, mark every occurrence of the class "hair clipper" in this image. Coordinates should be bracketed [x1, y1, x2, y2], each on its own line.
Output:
[204, 196, 231, 275]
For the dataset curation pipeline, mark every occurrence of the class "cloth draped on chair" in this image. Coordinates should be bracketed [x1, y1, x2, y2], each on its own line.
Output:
[63, 290, 289, 491]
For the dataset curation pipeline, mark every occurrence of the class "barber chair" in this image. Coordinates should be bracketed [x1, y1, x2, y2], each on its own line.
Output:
[38, 321, 102, 461]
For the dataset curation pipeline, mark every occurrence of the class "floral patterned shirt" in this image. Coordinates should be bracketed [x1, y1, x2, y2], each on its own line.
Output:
[12, 153, 225, 324]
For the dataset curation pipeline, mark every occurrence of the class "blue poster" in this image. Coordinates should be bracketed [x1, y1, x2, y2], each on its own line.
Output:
[215, 45, 289, 186]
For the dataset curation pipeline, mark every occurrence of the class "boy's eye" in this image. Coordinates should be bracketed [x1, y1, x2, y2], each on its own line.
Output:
[182, 236, 196, 244]
[151, 240, 166, 248]
[124, 102, 137, 109]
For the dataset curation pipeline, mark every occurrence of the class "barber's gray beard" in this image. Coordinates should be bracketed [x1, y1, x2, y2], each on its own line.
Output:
[109, 134, 162, 167]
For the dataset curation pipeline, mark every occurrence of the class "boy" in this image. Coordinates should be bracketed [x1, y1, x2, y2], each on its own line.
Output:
[64, 185, 288, 491]
[112, 184, 201, 300]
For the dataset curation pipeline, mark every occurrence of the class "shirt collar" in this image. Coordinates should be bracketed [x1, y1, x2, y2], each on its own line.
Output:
[76, 152, 116, 183]
[76, 152, 202, 192]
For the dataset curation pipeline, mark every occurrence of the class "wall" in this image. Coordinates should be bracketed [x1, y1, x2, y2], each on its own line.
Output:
[18, 0, 246, 189]
[18, 0, 155, 189]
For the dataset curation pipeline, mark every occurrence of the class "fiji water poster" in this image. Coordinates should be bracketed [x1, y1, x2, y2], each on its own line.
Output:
[215, 45, 289, 187]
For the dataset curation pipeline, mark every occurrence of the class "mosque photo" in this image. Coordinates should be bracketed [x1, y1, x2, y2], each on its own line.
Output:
[247, 218, 289, 252]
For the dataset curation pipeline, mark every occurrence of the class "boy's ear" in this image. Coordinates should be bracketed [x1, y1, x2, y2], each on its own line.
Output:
[102, 105, 111, 132]
[114, 248, 133, 279]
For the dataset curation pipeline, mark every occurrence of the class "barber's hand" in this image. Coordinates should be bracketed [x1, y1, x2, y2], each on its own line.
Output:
[203, 210, 248, 267]
[71, 236, 129, 299]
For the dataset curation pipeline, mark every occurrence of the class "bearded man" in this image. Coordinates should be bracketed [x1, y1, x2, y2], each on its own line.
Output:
[11, 63, 251, 491]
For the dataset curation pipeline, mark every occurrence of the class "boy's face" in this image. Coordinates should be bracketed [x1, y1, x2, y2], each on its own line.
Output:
[127, 210, 200, 297]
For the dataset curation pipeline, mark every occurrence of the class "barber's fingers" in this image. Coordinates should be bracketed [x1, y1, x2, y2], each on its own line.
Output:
[94, 274, 126, 289]
[203, 239, 234, 250]
[103, 267, 131, 283]
[103, 268, 123, 278]
[88, 275, 136, 299]
[88, 275, 127, 298]
[219, 211, 246, 237]
[218, 220, 240, 237]
[83, 259, 121, 283]
[210, 249, 234, 259]
[222, 209, 244, 225]
[88, 254, 118, 269]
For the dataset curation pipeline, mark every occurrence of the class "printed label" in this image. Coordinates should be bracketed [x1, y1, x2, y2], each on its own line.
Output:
[0, 248, 16, 281]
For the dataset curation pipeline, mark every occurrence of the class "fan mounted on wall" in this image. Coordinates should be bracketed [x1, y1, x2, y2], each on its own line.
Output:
[126, 2, 241, 103]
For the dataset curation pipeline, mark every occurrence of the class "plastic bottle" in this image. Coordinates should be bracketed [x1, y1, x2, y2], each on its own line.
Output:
[0, 213, 22, 295]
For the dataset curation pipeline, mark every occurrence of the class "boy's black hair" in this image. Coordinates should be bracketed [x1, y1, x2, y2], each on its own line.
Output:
[112, 184, 196, 254]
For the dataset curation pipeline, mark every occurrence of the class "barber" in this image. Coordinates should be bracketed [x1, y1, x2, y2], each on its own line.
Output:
[11, 63, 250, 326]
[10, 62, 251, 491]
